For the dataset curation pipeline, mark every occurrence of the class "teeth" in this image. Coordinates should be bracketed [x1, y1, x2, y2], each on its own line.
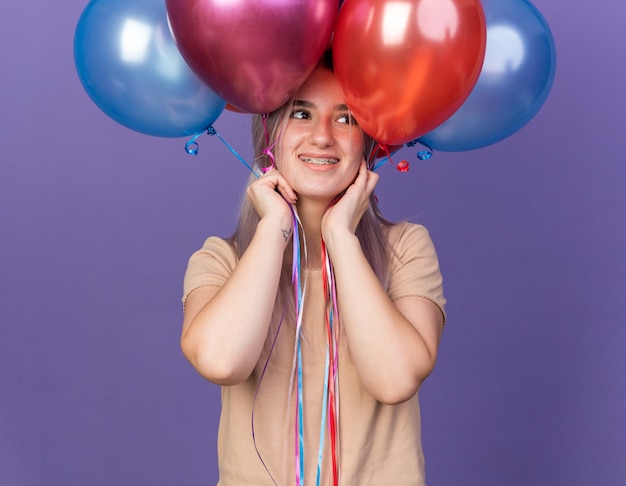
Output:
[300, 156, 338, 165]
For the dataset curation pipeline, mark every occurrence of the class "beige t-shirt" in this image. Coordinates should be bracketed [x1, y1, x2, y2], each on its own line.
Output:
[183, 222, 446, 485]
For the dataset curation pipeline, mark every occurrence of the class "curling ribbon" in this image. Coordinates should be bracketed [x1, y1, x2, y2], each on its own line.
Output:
[184, 127, 258, 176]
[288, 206, 307, 485]
[406, 139, 433, 161]
[261, 113, 277, 173]
[252, 305, 286, 486]
[372, 139, 434, 171]
[322, 239, 340, 486]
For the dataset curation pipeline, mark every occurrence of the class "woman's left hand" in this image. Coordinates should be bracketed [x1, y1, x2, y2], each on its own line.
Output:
[321, 161, 379, 240]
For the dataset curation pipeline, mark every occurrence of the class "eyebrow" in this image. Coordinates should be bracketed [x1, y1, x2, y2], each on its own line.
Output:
[293, 99, 350, 112]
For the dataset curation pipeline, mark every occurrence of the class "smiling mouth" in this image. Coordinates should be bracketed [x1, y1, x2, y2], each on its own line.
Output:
[299, 155, 339, 166]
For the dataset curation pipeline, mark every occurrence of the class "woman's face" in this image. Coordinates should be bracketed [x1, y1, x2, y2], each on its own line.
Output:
[275, 67, 365, 203]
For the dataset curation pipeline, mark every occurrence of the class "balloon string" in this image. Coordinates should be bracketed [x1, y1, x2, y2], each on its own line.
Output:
[184, 127, 259, 178]
[315, 343, 331, 486]
[407, 139, 433, 161]
[184, 130, 433, 178]
[184, 133, 203, 156]
[371, 143, 393, 171]
[322, 239, 340, 486]
[262, 113, 271, 145]
[261, 113, 277, 173]
[376, 144, 394, 171]
[328, 232, 341, 485]
[251, 304, 286, 486]
[371, 139, 434, 171]
[286, 205, 307, 486]
[315, 196, 342, 486]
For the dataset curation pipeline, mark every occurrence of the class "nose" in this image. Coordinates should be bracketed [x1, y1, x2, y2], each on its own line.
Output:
[309, 117, 334, 148]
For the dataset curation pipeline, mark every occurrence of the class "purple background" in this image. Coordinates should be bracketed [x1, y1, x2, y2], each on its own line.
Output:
[1, 1, 625, 485]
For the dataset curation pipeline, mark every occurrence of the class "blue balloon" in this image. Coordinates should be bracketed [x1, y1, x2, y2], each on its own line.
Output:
[419, 0, 556, 152]
[74, 0, 226, 138]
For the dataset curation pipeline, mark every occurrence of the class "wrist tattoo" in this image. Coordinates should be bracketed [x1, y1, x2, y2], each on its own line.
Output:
[281, 228, 292, 242]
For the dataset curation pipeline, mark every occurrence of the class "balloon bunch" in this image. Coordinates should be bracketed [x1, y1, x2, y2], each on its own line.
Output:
[74, 0, 555, 152]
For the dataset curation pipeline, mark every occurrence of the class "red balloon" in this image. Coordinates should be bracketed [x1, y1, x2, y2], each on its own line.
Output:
[166, 0, 338, 114]
[333, 0, 486, 145]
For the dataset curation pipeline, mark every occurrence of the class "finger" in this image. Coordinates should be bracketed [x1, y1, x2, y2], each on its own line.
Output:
[348, 161, 369, 193]
[358, 161, 378, 196]
[257, 169, 288, 194]
[264, 169, 297, 204]
[275, 176, 297, 204]
[365, 169, 379, 196]
[258, 166, 280, 184]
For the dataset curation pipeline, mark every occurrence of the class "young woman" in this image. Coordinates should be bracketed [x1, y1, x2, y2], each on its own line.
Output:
[181, 54, 446, 485]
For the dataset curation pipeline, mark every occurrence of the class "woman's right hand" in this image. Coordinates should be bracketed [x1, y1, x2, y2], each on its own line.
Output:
[246, 167, 297, 224]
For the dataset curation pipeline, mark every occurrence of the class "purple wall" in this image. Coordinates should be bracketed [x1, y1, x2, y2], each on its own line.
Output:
[1, 1, 624, 485]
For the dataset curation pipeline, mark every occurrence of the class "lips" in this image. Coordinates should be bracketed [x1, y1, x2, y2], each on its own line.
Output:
[299, 155, 339, 166]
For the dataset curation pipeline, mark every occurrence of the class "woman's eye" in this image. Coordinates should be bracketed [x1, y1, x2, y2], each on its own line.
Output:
[291, 110, 310, 120]
[337, 113, 357, 125]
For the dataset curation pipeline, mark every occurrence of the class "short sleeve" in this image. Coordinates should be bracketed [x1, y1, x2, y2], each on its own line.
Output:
[387, 223, 446, 322]
[182, 237, 238, 308]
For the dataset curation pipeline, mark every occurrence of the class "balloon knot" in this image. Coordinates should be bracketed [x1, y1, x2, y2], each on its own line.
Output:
[414, 140, 433, 160]
[396, 160, 410, 172]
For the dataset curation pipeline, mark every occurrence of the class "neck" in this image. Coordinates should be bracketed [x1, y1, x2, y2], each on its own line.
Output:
[293, 197, 331, 269]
